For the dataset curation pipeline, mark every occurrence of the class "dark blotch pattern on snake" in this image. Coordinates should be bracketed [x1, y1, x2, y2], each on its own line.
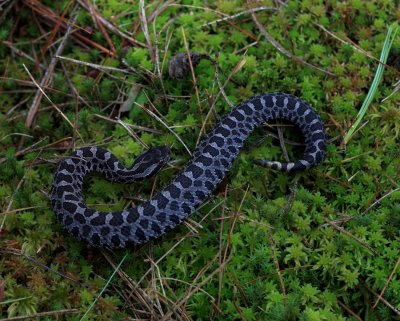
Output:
[51, 93, 328, 248]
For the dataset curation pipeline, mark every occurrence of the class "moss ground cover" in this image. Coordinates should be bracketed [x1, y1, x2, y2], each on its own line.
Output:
[0, 1, 399, 320]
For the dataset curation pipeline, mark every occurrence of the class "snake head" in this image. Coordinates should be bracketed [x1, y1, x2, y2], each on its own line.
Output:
[129, 145, 171, 179]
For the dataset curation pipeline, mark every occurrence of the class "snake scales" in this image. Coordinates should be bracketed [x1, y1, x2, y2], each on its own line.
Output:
[51, 93, 327, 248]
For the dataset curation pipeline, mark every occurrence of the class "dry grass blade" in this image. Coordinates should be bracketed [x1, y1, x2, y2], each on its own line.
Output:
[161, 252, 232, 321]
[363, 155, 400, 213]
[0, 309, 78, 321]
[361, 280, 400, 316]
[135, 101, 192, 156]
[94, 114, 163, 134]
[275, 0, 400, 76]
[215, 54, 245, 109]
[22, 0, 116, 56]
[267, 232, 287, 304]
[372, 255, 400, 309]
[3, 249, 79, 283]
[0, 136, 47, 165]
[86, 2, 116, 55]
[34, 0, 74, 72]
[201, 6, 277, 27]
[251, 11, 334, 77]
[181, 27, 202, 116]
[0, 175, 25, 231]
[137, 198, 225, 286]
[195, 55, 246, 147]
[337, 300, 363, 321]
[382, 79, 400, 102]
[56, 55, 132, 74]
[0, 205, 47, 217]
[3, 41, 46, 70]
[315, 22, 400, 76]
[159, 277, 214, 300]
[148, 0, 176, 23]
[246, 264, 313, 285]
[25, 8, 77, 128]
[324, 218, 379, 256]
[116, 119, 148, 149]
[23, 64, 80, 138]
[0, 0, 14, 24]
[77, 0, 146, 47]
[101, 251, 182, 320]
[364, 187, 400, 213]
[139, 0, 154, 62]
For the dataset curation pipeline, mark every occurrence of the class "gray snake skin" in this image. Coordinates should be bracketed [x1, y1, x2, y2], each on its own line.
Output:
[51, 93, 327, 248]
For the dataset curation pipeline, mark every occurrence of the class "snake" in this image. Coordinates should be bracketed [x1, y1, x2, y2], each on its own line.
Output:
[51, 93, 327, 248]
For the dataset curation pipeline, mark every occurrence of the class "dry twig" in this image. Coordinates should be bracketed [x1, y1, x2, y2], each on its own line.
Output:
[25, 7, 78, 127]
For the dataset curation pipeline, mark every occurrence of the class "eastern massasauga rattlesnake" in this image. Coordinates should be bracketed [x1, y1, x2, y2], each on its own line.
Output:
[51, 75, 327, 249]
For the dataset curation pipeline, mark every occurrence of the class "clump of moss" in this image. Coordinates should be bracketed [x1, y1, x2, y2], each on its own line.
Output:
[0, 0, 399, 320]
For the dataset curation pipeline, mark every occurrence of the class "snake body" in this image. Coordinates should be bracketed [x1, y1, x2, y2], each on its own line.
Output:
[51, 93, 327, 248]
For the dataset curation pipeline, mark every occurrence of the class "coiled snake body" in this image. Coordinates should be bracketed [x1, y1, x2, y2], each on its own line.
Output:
[51, 93, 327, 248]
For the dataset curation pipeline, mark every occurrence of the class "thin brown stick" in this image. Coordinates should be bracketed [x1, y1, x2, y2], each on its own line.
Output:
[0, 175, 25, 231]
[77, 0, 145, 47]
[182, 256, 216, 309]
[161, 252, 232, 321]
[373, 255, 400, 309]
[34, 0, 74, 72]
[267, 232, 287, 304]
[136, 198, 224, 287]
[361, 280, 400, 316]
[101, 250, 170, 319]
[337, 300, 363, 321]
[139, 0, 154, 62]
[148, 0, 176, 23]
[363, 158, 400, 213]
[201, 6, 277, 27]
[279, 179, 298, 216]
[181, 27, 202, 116]
[25, 7, 77, 128]
[22, 0, 116, 56]
[0, 76, 78, 98]
[0, 309, 78, 321]
[0, 0, 14, 25]
[3, 249, 79, 283]
[89, 4, 116, 55]
[23, 65, 78, 136]
[195, 55, 246, 147]
[3, 40, 46, 70]
[325, 218, 378, 256]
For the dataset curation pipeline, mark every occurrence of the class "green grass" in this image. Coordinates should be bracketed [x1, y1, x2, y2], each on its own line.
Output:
[1, 0, 400, 320]
[344, 23, 398, 144]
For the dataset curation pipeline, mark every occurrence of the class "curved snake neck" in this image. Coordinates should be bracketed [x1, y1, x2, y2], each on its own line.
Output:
[51, 93, 327, 248]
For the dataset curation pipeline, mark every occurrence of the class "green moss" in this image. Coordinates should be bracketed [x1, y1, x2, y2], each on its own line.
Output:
[1, 0, 400, 320]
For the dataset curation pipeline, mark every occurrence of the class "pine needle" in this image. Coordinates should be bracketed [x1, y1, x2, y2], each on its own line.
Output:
[344, 24, 399, 144]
